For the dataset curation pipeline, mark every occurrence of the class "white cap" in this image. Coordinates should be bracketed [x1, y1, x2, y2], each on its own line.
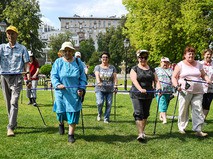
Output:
[75, 52, 81, 57]
[161, 57, 170, 62]
[136, 50, 149, 57]
[60, 41, 75, 51]
[28, 51, 33, 56]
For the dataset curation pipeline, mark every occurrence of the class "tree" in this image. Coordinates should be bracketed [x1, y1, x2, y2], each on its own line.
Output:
[87, 51, 100, 74]
[1, 0, 44, 57]
[48, 31, 73, 62]
[96, 26, 126, 72]
[123, 0, 213, 65]
[79, 38, 95, 63]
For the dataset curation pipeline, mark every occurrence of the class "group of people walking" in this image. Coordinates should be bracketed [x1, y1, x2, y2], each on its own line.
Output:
[131, 47, 213, 143]
[0, 25, 212, 144]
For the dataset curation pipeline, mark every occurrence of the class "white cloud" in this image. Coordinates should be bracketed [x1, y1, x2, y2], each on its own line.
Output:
[38, 0, 128, 29]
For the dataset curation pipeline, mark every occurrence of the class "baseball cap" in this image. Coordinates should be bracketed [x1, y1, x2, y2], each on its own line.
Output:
[28, 51, 33, 56]
[75, 52, 81, 57]
[161, 57, 170, 62]
[6, 25, 19, 34]
[60, 41, 75, 51]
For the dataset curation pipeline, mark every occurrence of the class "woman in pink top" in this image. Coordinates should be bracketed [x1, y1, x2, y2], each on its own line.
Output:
[172, 46, 211, 137]
[200, 49, 213, 121]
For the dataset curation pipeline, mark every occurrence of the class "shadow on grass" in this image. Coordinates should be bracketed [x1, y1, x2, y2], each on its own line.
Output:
[37, 104, 53, 107]
[15, 125, 104, 135]
[148, 130, 213, 142]
[79, 134, 136, 143]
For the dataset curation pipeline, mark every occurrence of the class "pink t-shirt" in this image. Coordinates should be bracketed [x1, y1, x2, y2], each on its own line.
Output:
[178, 61, 204, 94]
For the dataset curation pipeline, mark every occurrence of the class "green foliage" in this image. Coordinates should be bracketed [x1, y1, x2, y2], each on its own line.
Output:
[88, 51, 101, 68]
[123, 0, 213, 64]
[2, 0, 44, 57]
[96, 26, 133, 73]
[48, 31, 73, 62]
[39, 64, 52, 78]
[79, 38, 95, 63]
[88, 65, 95, 75]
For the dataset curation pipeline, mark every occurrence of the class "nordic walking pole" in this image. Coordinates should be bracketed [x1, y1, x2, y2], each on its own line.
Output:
[30, 89, 47, 126]
[81, 108, 85, 135]
[21, 89, 23, 104]
[50, 83, 54, 105]
[170, 91, 180, 134]
[114, 91, 117, 121]
[153, 95, 161, 135]
[80, 91, 85, 135]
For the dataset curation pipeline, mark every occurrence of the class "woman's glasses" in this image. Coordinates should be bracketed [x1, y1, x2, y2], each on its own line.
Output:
[63, 50, 74, 53]
[102, 56, 108, 59]
[138, 56, 148, 60]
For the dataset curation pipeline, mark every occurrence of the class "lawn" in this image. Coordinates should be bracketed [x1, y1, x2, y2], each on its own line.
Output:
[0, 87, 212, 159]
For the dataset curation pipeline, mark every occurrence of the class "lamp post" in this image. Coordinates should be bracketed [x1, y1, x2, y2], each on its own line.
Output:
[123, 38, 130, 90]
[0, 26, 5, 44]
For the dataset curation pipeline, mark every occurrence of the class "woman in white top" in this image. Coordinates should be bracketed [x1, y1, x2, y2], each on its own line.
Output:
[200, 49, 213, 121]
[172, 46, 211, 137]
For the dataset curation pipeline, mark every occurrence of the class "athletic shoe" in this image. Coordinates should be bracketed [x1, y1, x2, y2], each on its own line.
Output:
[7, 129, 15, 137]
[97, 115, 101, 121]
[162, 120, 167, 124]
[195, 131, 208, 137]
[104, 119, 109, 124]
[179, 130, 186, 134]
[137, 133, 146, 143]
[68, 134, 75, 143]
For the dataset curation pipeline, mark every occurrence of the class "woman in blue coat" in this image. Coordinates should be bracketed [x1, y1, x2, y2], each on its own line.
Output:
[51, 41, 87, 143]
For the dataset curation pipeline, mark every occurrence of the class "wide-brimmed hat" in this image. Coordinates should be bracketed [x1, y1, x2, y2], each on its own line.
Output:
[161, 57, 170, 62]
[60, 41, 75, 51]
[6, 25, 19, 34]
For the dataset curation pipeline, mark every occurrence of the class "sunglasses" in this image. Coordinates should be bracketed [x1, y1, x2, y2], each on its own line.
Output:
[63, 50, 74, 53]
[138, 56, 148, 60]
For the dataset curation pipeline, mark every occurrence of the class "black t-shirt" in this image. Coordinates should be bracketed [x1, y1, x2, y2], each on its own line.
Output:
[130, 65, 155, 99]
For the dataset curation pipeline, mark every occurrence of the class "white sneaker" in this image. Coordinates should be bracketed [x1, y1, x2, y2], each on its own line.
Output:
[195, 131, 208, 137]
[104, 120, 109, 124]
[97, 116, 101, 121]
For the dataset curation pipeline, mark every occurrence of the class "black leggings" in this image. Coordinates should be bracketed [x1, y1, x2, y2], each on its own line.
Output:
[202, 93, 213, 110]
[131, 98, 152, 120]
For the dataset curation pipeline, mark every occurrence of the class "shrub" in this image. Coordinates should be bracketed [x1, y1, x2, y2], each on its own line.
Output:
[39, 64, 52, 78]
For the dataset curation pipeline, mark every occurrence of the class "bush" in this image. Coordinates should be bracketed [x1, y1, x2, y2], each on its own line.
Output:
[39, 64, 52, 78]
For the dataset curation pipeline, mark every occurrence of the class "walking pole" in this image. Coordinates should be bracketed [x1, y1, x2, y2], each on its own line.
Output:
[21, 89, 23, 104]
[30, 89, 47, 126]
[114, 91, 117, 121]
[81, 108, 85, 135]
[80, 91, 85, 135]
[170, 91, 180, 134]
[50, 83, 54, 105]
[153, 95, 161, 135]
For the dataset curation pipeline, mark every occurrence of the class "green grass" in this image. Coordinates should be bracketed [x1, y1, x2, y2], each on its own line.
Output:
[0, 88, 212, 159]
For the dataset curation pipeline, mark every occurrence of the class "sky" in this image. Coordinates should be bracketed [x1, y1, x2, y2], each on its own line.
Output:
[38, 0, 128, 29]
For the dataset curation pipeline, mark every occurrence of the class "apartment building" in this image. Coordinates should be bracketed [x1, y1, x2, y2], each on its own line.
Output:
[59, 14, 121, 49]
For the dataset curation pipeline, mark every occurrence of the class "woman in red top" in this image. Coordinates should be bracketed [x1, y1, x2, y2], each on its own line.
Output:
[25, 51, 39, 106]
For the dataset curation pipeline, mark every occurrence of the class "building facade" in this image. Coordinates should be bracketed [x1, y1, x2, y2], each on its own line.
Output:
[59, 15, 121, 49]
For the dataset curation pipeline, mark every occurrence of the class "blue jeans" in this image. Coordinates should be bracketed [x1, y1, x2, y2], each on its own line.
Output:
[96, 91, 113, 121]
